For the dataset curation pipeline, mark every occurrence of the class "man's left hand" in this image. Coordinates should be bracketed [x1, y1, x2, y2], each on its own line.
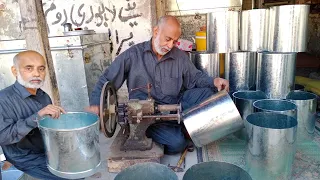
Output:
[214, 78, 229, 92]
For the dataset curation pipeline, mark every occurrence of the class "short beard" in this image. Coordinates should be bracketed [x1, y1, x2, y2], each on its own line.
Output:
[154, 35, 171, 56]
[17, 71, 44, 89]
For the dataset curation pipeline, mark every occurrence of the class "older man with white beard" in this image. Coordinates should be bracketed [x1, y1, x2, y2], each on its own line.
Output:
[86, 15, 230, 154]
[0, 50, 67, 179]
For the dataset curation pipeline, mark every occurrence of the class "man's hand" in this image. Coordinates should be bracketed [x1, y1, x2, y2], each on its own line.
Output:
[85, 105, 100, 115]
[38, 105, 66, 119]
[214, 78, 230, 92]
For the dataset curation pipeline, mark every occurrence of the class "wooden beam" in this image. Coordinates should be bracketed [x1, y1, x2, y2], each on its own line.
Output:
[156, 0, 166, 20]
[18, 0, 60, 105]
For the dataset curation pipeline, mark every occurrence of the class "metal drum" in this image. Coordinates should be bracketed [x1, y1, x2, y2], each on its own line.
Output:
[256, 52, 296, 99]
[114, 162, 178, 180]
[245, 112, 297, 180]
[241, 9, 269, 51]
[189, 51, 220, 78]
[268, 5, 310, 52]
[253, 99, 297, 119]
[207, 10, 239, 53]
[286, 91, 317, 138]
[183, 161, 252, 180]
[183, 90, 243, 147]
[225, 52, 257, 93]
[38, 112, 100, 179]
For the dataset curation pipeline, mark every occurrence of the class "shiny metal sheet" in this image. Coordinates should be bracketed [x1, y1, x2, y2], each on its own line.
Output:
[189, 52, 220, 78]
[225, 52, 257, 93]
[286, 91, 317, 138]
[38, 112, 101, 179]
[253, 99, 297, 119]
[183, 90, 242, 147]
[245, 112, 297, 180]
[268, 5, 310, 52]
[241, 9, 269, 51]
[207, 10, 240, 53]
[256, 52, 296, 99]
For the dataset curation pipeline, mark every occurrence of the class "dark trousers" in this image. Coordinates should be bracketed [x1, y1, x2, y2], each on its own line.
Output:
[146, 88, 214, 154]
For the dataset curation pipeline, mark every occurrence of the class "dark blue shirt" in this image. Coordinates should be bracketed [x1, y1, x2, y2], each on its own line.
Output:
[90, 39, 214, 105]
[0, 81, 51, 168]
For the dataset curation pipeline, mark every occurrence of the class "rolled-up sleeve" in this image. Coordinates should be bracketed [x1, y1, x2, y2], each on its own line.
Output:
[90, 50, 131, 105]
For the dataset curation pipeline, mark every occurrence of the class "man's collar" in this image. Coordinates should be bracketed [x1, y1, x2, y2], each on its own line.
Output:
[13, 81, 44, 99]
[144, 38, 175, 59]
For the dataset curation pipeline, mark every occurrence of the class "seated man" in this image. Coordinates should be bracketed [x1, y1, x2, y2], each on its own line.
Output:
[0, 51, 66, 179]
[86, 15, 229, 154]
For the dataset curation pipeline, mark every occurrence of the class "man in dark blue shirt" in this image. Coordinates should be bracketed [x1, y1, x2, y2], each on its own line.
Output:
[86, 15, 229, 154]
[0, 51, 66, 179]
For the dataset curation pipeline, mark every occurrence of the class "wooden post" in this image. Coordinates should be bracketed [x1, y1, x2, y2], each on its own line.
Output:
[156, 0, 166, 20]
[18, 0, 60, 105]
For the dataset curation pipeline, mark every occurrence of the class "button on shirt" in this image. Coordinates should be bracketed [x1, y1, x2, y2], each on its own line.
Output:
[0, 81, 51, 168]
[90, 39, 215, 105]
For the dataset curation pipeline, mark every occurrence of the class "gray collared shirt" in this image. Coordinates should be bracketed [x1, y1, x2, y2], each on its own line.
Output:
[0, 81, 51, 168]
[90, 39, 214, 105]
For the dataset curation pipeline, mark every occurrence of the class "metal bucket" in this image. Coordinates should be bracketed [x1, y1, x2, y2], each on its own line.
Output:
[207, 10, 239, 53]
[225, 52, 257, 93]
[245, 112, 297, 180]
[241, 9, 269, 51]
[253, 99, 297, 119]
[114, 162, 178, 180]
[233, 91, 267, 140]
[38, 112, 100, 179]
[183, 90, 243, 147]
[189, 51, 220, 78]
[268, 5, 310, 52]
[183, 161, 252, 180]
[286, 91, 317, 137]
[256, 52, 296, 99]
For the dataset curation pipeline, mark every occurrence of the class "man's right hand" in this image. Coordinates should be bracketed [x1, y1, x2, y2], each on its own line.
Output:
[85, 105, 100, 115]
[38, 105, 66, 119]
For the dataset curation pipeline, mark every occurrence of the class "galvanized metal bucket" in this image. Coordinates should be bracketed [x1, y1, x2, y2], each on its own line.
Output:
[241, 9, 269, 51]
[225, 52, 257, 93]
[256, 52, 296, 99]
[207, 10, 239, 53]
[286, 91, 317, 137]
[38, 112, 100, 179]
[268, 5, 310, 52]
[245, 112, 297, 180]
[183, 161, 252, 180]
[189, 51, 220, 78]
[114, 162, 178, 180]
[253, 99, 297, 119]
[183, 90, 243, 147]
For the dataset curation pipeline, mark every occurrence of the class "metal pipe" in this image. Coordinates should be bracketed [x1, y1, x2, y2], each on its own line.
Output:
[256, 52, 296, 99]
[225, 51, 256, 93]
[245, 112, 297, 180]
[157, 104, 180, 112]
[253, 99, 297, 119]
[189, 52, 220, 78]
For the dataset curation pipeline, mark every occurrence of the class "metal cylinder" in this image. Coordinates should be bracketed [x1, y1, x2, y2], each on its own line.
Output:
[189, 52, 220, 78]
[225, 52, 257, 93]
[241, 9, 269, 51]
[114, 162, 178, 180]
[286, 91, 317, 137]
[245, 112, 297, 180]
[268, 5, 310, 52]
[183, 161, 252, 180]
[38, 112, 100, 179]
[256, 52, 296, 99]
[207, 10, 239, 53]
[183, 90, 243, 147]
[253, 99, 297, 119]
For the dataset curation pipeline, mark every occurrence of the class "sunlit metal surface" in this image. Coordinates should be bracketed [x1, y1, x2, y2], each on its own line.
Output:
[253, 99, 297, 119]
[183, 90, 242, 147]
[38, 112, 101, 179]
[245, 112, 297, 180]
[268, 5, 310, 52]
[225, 52, 256, 93]
[256, 52, 296, 99]
[241, 9, 269, 51]
[183, 161, 252, 180]
[286, 91, 317, 137]
[189, 52, 220, 78]
[207, 10, 239, 53]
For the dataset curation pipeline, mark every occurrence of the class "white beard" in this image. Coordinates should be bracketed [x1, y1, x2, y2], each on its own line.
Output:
[17, 71, 44, 89]
[154, 35, 171, 56]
